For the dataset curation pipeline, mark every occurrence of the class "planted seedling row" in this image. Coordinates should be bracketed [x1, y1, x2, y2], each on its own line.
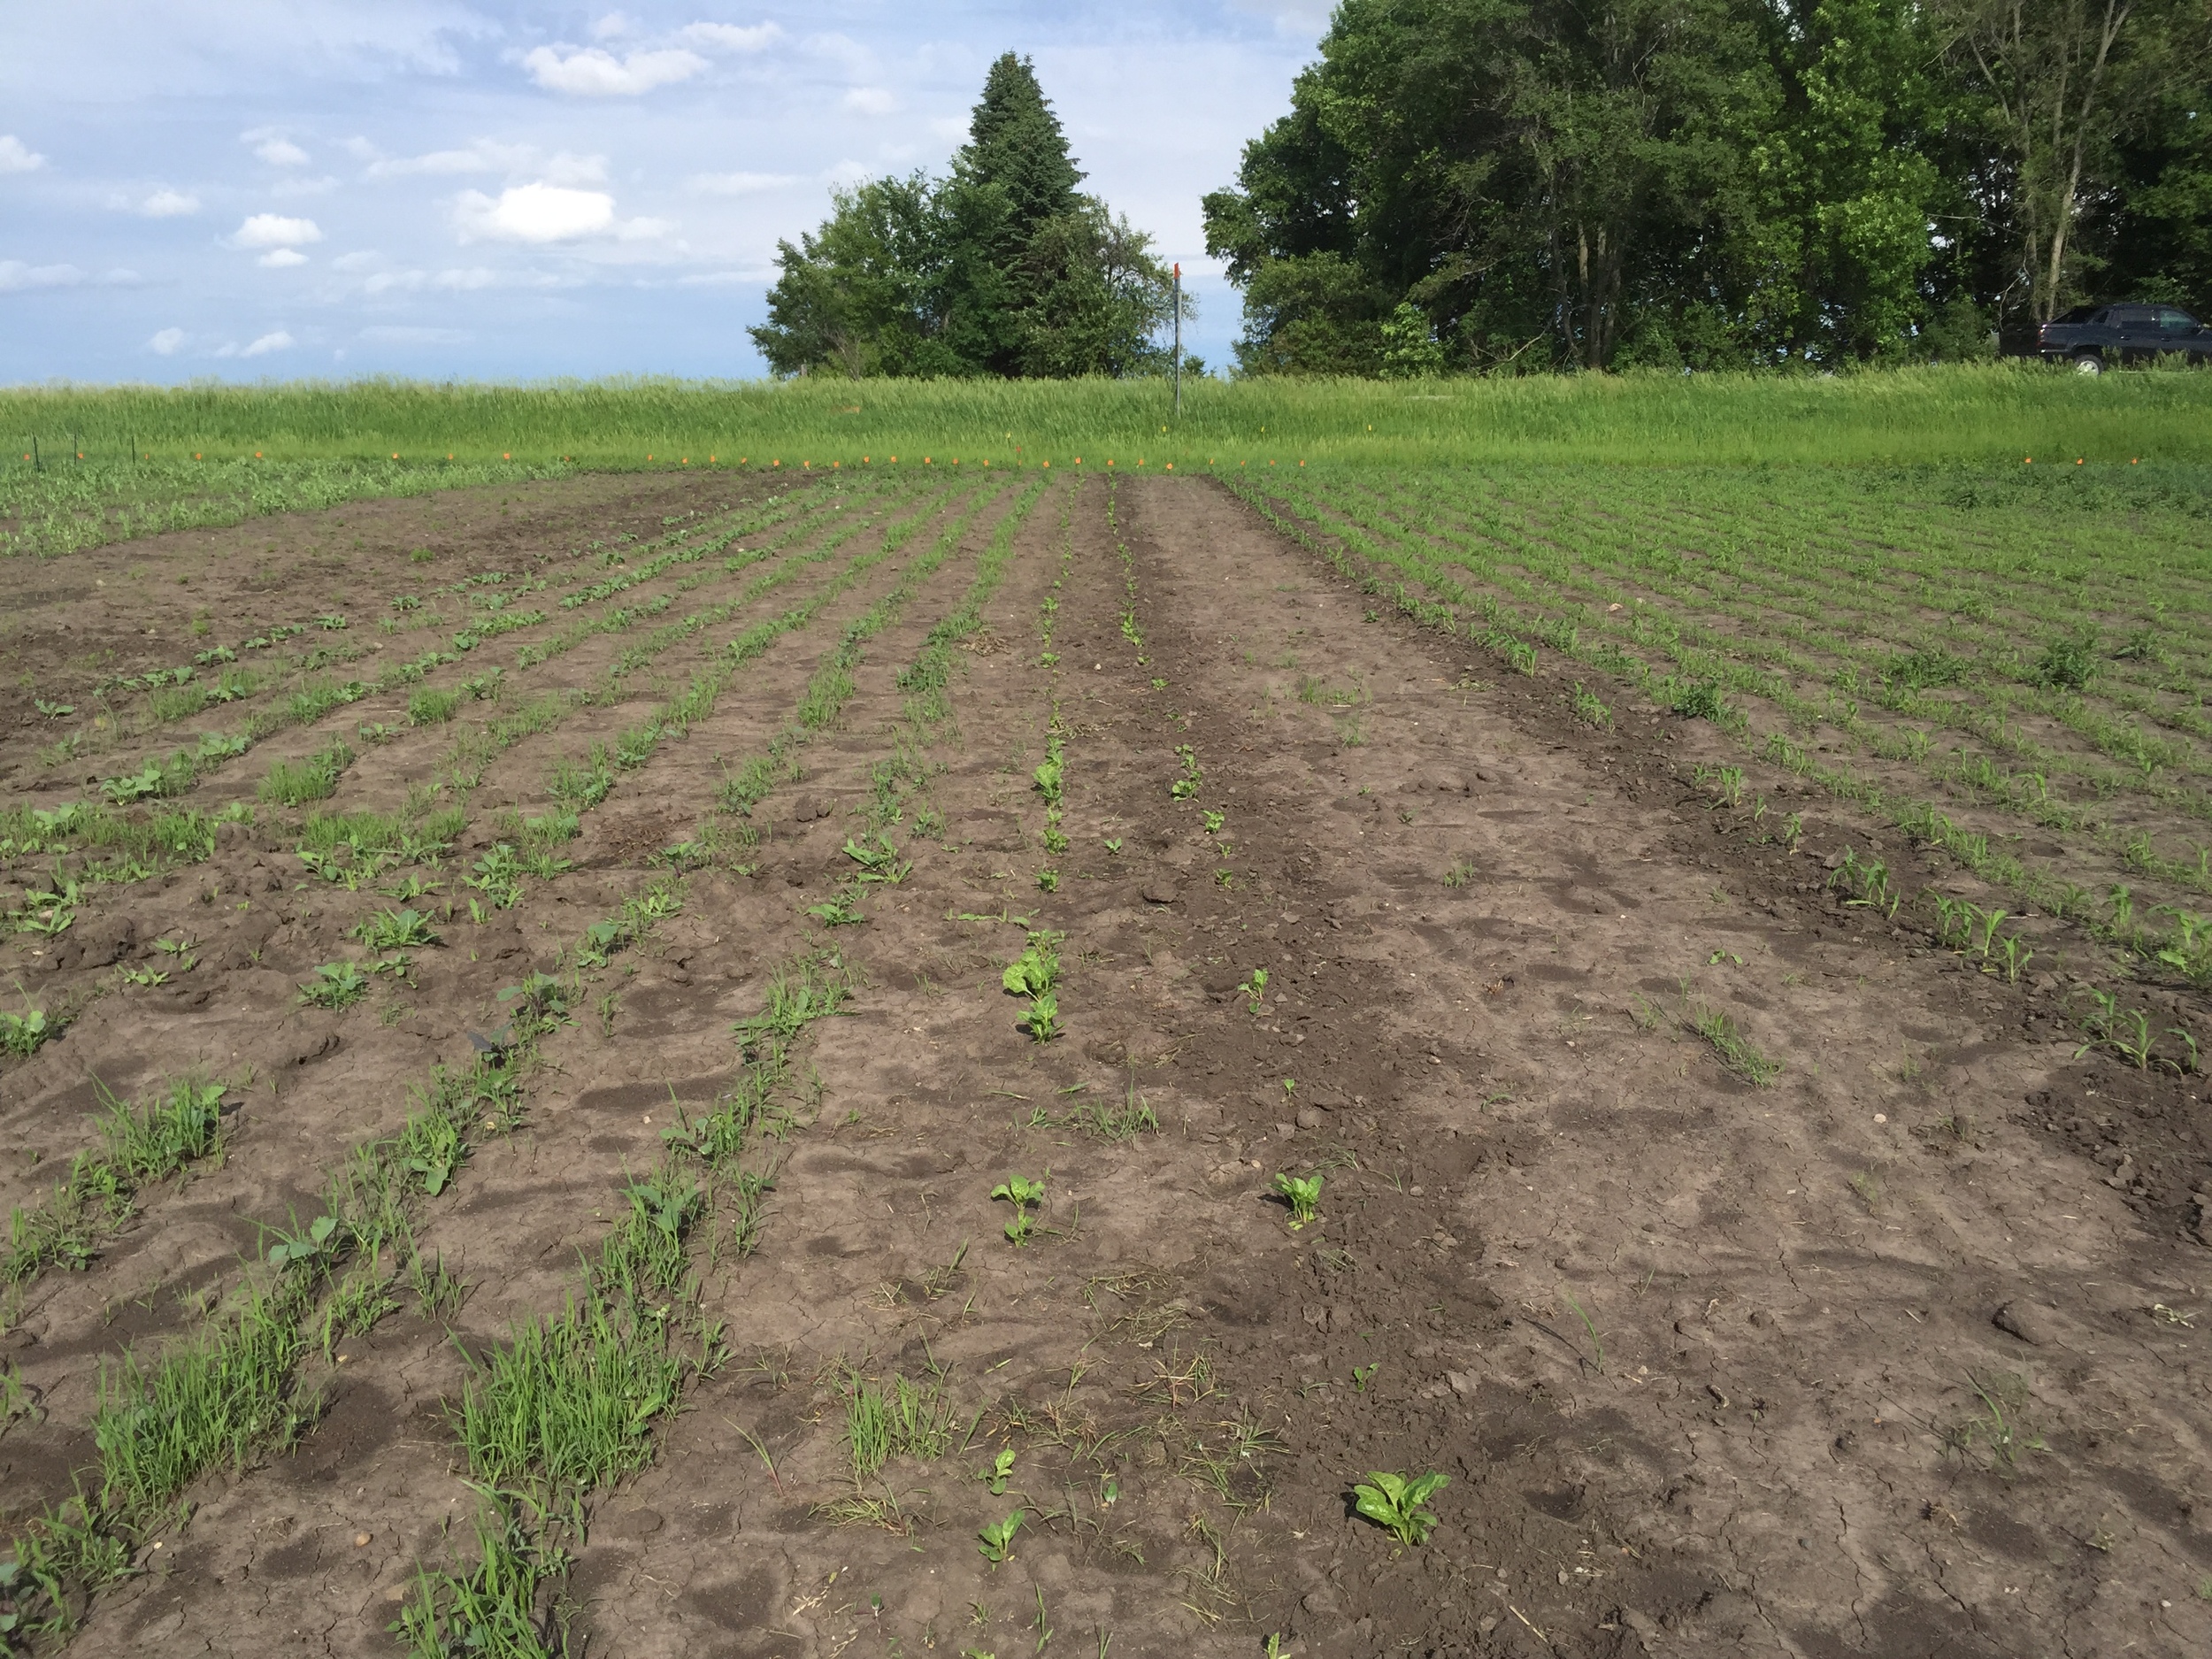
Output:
[1243, 472, 2212, 1008]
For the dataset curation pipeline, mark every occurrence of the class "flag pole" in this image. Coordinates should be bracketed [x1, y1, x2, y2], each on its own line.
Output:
[1172, 263, 1182, 420]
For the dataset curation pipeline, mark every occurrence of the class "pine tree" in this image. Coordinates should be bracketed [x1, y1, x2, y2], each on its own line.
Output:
[750, 53, 1175, 379]
[959, 53, 1084, 238]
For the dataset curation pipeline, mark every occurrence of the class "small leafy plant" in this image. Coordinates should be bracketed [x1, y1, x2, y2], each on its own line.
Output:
[1, 1006, 53, 1056]
[978, 1509, 1025, 1564]
[1238, 967, 1269, 1013]
[983, 1448, 1017, 1495]
[353, 908, 439, 951]
[266, 1213, 342, 1270]
[1274, 1171, 1323, 1230]
[298, 962, 370, 1010]
[1170, 744, 1202, 800]
[992, 1175, 1045, 1246]
[1353, 1471, 1448, 1547]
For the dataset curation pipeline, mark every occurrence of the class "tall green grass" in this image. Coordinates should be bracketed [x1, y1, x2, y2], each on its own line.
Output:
[4, 364, 2207, 475]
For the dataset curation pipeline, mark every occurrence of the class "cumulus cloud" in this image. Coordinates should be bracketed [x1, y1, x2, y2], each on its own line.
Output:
[241, 330, 295, 357]
[455, 182, 611, 242]
[842, 87, 898, 117]
[359, 137, 605, 185]
[681, 21, 782, 52]
[244, 127, 311, 166]
[258, 247, 310, 268]
[591, 11, 637, 39]
[688, 170, 800, 196]
[453, 182, 668, 244]
[0, 260, 82, 292]
[149, 327, 186, 355]
[0, 135, 45, 173]
[523, 43, 706, 96]
[141, 188, 202, 217]
[233, 213, 322, 250]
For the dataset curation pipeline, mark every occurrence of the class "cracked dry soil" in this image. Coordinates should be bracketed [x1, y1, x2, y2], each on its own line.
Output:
[3, 468, 2208, 1659]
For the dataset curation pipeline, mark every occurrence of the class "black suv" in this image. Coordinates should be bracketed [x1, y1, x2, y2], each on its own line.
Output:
[2024, 303, 2212, 372]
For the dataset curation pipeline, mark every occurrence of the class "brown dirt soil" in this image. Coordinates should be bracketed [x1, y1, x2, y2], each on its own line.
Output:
[3, 470, 2209, 1659]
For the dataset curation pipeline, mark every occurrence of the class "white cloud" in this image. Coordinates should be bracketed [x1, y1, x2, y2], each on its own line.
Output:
[455, 183, 612, 242]
[361, 137, 605, 185]
[452, 182, 672, 245]
[688, 170, 800, 196]
[332, 250, 379, 271]
[149, 327, 186, 355]
[0, 260, 82, 291]
[233, 212, 322, 249]
[244, 127, 311, 166]
[270, 174, 340, 197]
[0, 134, 45, 173]
[522, 43, 707, 96]
[824, 159, 872, 187]
[591, 11, 637, 40]
[928, 116, 969, 142]
[241, 329, 295, 357]
[842, 87, 898, 117]
[141, 188, 202, 217]
[258, 247, 310, 268]
[681, 21, 782, 52]
[435, 266, 501, 289]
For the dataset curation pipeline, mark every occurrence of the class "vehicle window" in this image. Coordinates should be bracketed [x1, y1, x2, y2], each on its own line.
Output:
[2157, 307, 2197, 332]
[2108, 307, 2151, 326]
[2055, 306, 2101, 324]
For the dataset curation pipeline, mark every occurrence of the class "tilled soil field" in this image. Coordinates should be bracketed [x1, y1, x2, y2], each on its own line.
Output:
[2, 467, 2208, 1659]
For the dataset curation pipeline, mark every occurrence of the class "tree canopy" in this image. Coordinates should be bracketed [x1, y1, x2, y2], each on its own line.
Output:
[1202, 0, 2212, 373]
[751, 54, 1179, 379]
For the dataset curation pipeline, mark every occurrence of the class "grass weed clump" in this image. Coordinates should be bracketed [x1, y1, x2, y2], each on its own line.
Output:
[258, 740, 354, 807]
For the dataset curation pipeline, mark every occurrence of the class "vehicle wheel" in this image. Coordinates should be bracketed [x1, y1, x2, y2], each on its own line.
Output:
[2072, 353, 2105, 375]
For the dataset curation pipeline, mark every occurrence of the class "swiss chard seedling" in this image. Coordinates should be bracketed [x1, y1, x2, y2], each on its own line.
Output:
[982, 1448, 1017, 1494]
[1238, 968, 1269, 1013]
[1275, 1171, 1323, 1229]
[992, 1175, 1045, 1245]
[978, 1509, 1025, 1564]
[1353, 1471, 1448, 1547]
[298, 963, 369, 1010]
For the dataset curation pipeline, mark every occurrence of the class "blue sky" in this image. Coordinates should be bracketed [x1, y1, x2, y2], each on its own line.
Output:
[0, 3, 1326, 385]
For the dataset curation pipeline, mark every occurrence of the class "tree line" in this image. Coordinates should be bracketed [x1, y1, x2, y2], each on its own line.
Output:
[1202, 0, 2212, 373]
[757, 7, 2209, 379]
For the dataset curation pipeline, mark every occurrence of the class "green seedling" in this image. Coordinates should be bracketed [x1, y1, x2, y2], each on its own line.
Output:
[1238, 968, 1269, 1013]
[1170, 744, 1202, 800]
[984, 1448, 1017, 1495]
[1023, 990, 1061, 1041]
[1274, 1171, 1323, 1229]
[353, 908, 439, 951]
[1352, 1470, 1448, 1547]
[1035, 868, 1060, 893]
[843, 834, 911, 885]
[265, 1213, 342, 1270]
[119, 965, 170, 987]
[807, 887, 867, 926]
[1707, 949, 1744, 967]
[978, 1509, 1025, 1565]
[1032, 749, 1064, 805]
[1570, 682, 1612, 728]
[1201, 809, 1225, 835]
[993, 1175, 1045, 1246]
[35, 698, 74, 718]
[298, 963, 369, 1010]
[0, 1007, 52, 1056]
[1102, 837, 1123, 854]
